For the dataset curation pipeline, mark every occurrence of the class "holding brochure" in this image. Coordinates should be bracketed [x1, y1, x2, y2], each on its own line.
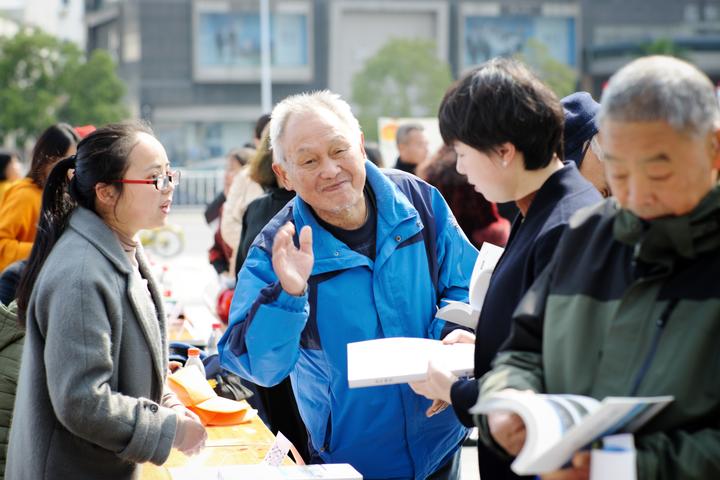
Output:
[470, 390, 673, 475]
[435, 242, 504, 329]
[347, 338, 474, 388]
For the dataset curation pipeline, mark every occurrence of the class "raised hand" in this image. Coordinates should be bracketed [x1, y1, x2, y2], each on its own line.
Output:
[271, 222, 314, 296]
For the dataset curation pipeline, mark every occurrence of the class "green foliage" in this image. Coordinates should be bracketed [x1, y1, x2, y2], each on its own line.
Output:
[0, 28, 127, 145]
[638, 38, 690, 60]
[58, 49, 128, 127]
[351, 38, 453, 142]
[515, 39, 578, 99]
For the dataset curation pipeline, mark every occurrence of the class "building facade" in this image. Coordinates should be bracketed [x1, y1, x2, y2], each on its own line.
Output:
[85, 0, 719, 165]
[582, 0, 720, 92]
[1, 0, 85, 45]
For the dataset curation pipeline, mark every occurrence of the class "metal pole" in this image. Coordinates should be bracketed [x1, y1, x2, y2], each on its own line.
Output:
[260, 0, 272, 113]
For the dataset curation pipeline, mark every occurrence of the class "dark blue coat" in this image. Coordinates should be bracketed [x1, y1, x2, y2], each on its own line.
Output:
[450, 162, 602, 479]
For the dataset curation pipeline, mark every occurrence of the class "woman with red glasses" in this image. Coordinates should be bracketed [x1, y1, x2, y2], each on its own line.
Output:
[8, 122, 206, 479]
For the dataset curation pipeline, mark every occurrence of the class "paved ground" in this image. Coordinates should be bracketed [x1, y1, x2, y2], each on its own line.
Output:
[161, 206, 480, 478]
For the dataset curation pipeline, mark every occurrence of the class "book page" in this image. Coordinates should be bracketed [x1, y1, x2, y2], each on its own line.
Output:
[468, 242, 504, 310]
[471, 392, 673, 475]
[347, 337, 474, 388]
[470, 390, 589, 472]
[435, 242, 504, 329]
[435, 301, 479, 329]
[518, 396, 672, 474]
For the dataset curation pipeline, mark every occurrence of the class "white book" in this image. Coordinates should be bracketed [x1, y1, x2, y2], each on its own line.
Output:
[435, 242, 504, 329]
[169, 463, 362, 480]
[469, 390, 673, 475]
[347, 337, 474, 388]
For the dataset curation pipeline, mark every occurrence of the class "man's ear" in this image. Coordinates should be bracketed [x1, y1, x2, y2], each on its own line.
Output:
[95, 182, 118, 207]
[272, 163, 294, 191]
[711, 127, 720, 171]
[360, 132, 367, 159]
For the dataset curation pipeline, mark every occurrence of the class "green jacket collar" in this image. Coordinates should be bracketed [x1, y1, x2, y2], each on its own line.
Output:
[614, 185, 720, 275]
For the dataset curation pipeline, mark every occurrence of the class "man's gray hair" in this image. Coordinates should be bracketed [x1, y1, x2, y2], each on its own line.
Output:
[598, 55, 720, 136]
[396, 123, 424, 147]
[270, 90, 362, 165]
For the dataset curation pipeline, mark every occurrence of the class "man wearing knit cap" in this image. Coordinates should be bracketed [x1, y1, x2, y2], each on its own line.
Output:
[561, 92, 610, 197]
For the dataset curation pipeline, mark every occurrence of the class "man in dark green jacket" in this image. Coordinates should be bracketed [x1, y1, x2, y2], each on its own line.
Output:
[478, 55, 720, 480]
[0, 301, 23, 480]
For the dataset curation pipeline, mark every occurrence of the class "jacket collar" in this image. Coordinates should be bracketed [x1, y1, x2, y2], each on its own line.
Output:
[68, 207, 167, 384]
[69, 207, 133, 274]
[614, 184, 720, 277]
[291, 161, 421, 275]
[523, 161, 591, 222]
[0, 300, 24, 350]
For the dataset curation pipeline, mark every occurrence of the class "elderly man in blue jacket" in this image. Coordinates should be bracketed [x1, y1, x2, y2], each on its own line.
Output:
[218, 90, 477, 479]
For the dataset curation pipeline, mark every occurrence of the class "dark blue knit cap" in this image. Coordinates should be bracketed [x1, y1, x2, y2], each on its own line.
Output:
[561, 91, 600, 167]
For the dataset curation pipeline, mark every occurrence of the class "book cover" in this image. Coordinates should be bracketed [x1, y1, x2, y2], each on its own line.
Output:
[347, 337, 474, 388]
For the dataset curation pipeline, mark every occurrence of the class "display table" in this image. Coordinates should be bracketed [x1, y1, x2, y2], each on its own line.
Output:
[140, 415, 292, 479]
[167, 304, 218, 347]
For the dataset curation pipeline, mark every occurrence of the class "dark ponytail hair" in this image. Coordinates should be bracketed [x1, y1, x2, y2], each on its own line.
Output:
[16, 121, 154, 325]
[28, 123, 80, 188]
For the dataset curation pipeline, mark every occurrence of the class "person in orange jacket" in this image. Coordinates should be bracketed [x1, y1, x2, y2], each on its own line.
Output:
[0, 149, 23, 202]
[0, 123, 79, 272]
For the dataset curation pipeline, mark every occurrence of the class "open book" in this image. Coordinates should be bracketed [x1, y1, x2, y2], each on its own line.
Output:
[470, 390, 673, 475]
[435, 242, 504, 329]
[347, 337, 474, 388]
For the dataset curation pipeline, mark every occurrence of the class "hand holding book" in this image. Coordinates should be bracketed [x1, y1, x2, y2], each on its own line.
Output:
[487, 407, 527, 456]
[541, 452, 590, 480]
[487, 404, 592, 480]
[471, 389, 672, 475]
[408, 330, 477, 409]
[408, 361, 457, 404]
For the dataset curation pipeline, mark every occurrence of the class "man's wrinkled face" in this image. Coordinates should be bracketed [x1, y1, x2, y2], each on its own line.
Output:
[274, 109, 366, 220]
[600, 119, 720, 220]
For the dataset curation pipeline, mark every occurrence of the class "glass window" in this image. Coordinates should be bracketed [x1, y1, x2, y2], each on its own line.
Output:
[684, 3, 700, 22]
[461, 14, 576, 69]
[193, 0, 313, 82]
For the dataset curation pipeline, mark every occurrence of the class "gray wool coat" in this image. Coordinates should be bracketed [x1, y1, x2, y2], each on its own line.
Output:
[6, 207, 178, 479]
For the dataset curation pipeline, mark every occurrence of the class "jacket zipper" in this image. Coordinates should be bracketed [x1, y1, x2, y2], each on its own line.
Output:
[321, 411, 332, 452]
[629, 298, 679, 396]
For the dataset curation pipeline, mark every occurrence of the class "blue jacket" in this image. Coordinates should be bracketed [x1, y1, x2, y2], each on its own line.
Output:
[219, 161, 478, 479]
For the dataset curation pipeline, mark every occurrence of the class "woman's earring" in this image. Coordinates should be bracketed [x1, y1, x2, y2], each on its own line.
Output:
[502, 160, 508, 168]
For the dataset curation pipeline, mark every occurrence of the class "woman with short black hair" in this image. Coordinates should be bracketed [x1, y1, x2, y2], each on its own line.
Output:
[410, 58, 603, 480]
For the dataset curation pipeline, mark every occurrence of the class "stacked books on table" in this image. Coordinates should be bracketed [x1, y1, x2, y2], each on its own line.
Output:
[169, 463, 363, 479]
